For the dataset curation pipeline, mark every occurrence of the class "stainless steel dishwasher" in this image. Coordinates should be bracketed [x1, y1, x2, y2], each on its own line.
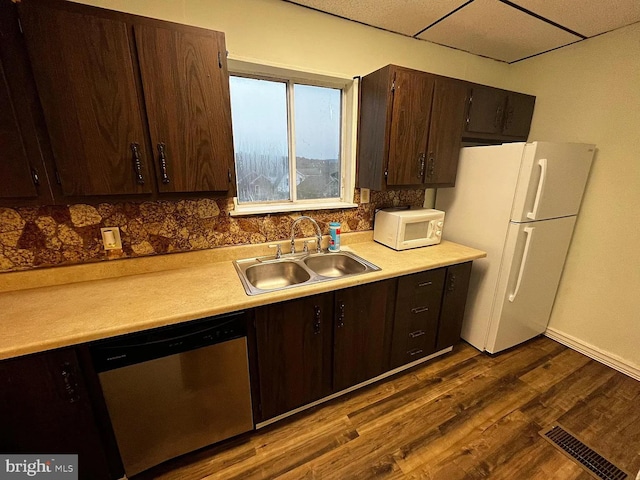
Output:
[91, 312, 253, 477]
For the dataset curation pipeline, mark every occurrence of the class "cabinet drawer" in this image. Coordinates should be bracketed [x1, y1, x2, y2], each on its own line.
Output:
[390, 302, 439, 368]
[396, 269, 446, 304]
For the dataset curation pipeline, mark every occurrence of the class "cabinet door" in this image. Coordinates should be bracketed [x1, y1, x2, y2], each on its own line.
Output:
[19, 1, 152, 196]
[254, 293, 333, 420]
[0, 348, 119, 480]
[387, 69, 434, 186]
[135, 24, 234, 193]
[0, 57, 39, 200]
[333, 279, 396, 392]
[436, 262, 472, 351]
[503, 92, 535, 139]
[391, 269, 446, 368]
[464, 85, 507, 136]
[424, 77, 468, 187]
[0, 0, 52, 204]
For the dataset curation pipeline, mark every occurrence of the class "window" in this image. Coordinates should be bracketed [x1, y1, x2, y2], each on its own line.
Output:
[227, 60, 357, 215]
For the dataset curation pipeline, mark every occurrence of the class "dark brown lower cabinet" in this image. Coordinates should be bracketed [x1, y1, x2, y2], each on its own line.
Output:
[253, 264, 473, 422]
[390, 263, 472, 368]
[0, 348, 123, 480]
[254, 293, 334, 421]
[333, 279, 396, 392]
[254, 280, 396, 421]
[436, 262, 473, 351]
[390, 269, 446, 368]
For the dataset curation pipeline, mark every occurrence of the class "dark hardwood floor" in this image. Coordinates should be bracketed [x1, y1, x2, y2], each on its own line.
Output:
[136, 337, 640, 479]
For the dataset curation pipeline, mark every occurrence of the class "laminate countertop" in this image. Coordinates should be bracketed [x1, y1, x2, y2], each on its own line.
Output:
[0, 234, 485, 361]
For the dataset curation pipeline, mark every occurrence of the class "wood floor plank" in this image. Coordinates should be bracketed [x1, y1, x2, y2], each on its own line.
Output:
[518, 359, 618, 428]
[132, 338, 639, 480]
[557, 373, 640, 475]
[208, 416, 359, 480]
[519, 347, 592, 392]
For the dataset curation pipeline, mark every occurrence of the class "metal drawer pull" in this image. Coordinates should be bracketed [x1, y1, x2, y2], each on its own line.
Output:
[408, 348, 423, 357]
[418, 281, 432, 287]
[411, 306, 429, 314]
[409, 330, 426, 338]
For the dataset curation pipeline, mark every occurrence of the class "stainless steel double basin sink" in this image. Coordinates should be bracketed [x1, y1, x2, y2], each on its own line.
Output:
[233, 250, 381, 296]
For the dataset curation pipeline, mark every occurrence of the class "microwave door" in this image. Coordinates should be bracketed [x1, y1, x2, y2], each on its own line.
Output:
[401, 220, 431, 248]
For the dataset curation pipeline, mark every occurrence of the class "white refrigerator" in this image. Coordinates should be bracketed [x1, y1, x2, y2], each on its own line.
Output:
[435, 142, 595, 353]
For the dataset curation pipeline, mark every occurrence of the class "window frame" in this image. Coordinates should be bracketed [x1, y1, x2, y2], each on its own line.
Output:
[227, 58, 358, 216]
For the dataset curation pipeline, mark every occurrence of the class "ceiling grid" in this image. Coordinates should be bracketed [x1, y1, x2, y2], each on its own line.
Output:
[285, 0, 640, 63]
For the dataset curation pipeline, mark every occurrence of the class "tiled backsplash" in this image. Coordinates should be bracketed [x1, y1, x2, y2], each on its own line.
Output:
[0, 190, 424, 272]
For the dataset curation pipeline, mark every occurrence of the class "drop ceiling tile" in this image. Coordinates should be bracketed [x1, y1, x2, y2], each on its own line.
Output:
[511, 0, 640, 37]
[287, 0, 469, 36]
[417, 0, 582, 62]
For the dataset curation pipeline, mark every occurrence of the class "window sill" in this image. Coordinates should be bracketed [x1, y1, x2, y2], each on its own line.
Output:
[229, 198, 359, 217]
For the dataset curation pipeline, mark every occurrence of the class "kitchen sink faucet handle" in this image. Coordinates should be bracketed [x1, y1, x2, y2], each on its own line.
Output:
[268, 244, 282, 259]
[303, 239, 316, 253]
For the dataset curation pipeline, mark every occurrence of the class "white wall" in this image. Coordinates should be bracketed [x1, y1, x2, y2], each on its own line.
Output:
[507, 23, 640, 369]
[73, 0, 512, 85]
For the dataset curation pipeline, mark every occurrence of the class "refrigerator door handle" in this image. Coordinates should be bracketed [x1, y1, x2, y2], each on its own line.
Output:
[509, 226, 534, 302]
[526, 158, 547, 220]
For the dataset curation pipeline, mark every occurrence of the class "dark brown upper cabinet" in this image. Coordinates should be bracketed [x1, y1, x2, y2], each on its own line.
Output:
[357, 65, 467, 191]
[134, 24, 234, 193]
[18, 0, 234, 200]
[0, 0, 54, 205]
[463, 84, 535, 142]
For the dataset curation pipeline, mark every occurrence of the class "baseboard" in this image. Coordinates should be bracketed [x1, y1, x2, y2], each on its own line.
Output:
[544, 327, 640, 382]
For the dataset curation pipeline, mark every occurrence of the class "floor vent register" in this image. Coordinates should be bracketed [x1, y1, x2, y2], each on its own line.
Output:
[541, 425, 630, 480]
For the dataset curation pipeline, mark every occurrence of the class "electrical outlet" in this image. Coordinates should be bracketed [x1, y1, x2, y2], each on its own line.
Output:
[360, 188, 370, 204]
[100, 227, 122, 250]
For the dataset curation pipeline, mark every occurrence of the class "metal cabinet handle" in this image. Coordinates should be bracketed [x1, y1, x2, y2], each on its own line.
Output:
[409, 330, 426, 339]
[337, 301, 345, 328]
[408, 348, 423, 357]
[494, 105, 504, 130]
[411, 306, 429, 314]
[448, 274, 457, 293]
[418, 153, 426, 179]
[314, 306, 321, 335]
[131, 142, 145, 185]
[418, 281, 433, 287]
[428, 157, 435, 178]
[505, 106, 515, 130]
[60, 363, 80, 403]
[30, 168, 40, 186]
[157, 143, 170, 184]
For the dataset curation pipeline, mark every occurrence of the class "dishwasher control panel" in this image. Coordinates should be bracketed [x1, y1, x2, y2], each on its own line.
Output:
[90, 311, 247, 372]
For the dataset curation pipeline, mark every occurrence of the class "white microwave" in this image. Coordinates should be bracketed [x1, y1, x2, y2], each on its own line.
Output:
[373, 208, 445, 250]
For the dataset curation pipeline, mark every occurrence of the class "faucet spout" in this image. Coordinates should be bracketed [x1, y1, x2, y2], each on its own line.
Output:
[290, 216, 323, 254]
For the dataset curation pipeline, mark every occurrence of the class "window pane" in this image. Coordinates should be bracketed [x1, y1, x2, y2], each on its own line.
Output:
[294, 84, 341, 200]
[229, 76, 289, 203]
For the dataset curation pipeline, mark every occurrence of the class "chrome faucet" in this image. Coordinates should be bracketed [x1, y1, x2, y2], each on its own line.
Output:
[290, 216, 322, 254]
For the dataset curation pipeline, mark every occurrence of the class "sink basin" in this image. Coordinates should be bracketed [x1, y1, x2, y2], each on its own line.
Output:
[304, 253, 366, 277]
[245, 261, 310, 290]
[233, 250, 380, 295]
